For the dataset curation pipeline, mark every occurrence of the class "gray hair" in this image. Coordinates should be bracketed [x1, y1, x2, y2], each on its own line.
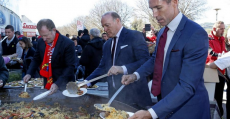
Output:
[37, 19, 56, 31]
[213, 21, 224, 28]
[102, 11, 121, 21]
[89, 28, 100, 37]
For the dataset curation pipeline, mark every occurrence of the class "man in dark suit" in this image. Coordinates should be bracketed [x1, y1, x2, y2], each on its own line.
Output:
[122, 0, 210, 119]
[86, 12, 152, 109]
[23, 19, 75, 95]
[31, 36, 38, 50]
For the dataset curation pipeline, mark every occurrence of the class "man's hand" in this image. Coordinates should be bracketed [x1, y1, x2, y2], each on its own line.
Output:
[107, 66, 123, 76]
[49, 83, 58, 95]
[23, 74, 31, 83]
[121, 74, 137, 85]
[129, 110, 152, 119]
[0, 80, 3, 87]
[142, 28, 146, 33]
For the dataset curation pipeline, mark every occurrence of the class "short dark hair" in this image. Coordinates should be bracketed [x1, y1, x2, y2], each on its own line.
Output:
[37, 19, 56, 31]
[32, 36, 37, 41]
[66, 34, 69, 37]
[102, 11, 121, 21]
[5, 25, 14, 31]
[78, 30, 83, 36]
[72, 37, 78, 42]
[102, 33, 107, 35]
[15, 31, 20, 35]
[18, 37, 33, 49]
[83, 29, 89, 35]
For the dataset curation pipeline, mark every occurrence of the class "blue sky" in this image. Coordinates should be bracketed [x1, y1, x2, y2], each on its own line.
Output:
[19, 0, 230, 27]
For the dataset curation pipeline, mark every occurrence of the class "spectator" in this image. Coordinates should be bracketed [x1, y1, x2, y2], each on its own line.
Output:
[66, 34, 70, 38]
[77, 30, 84, 42]
[17, 37, 36, 78]
[72, 37, 82, 70]
[78, 29, 90, 49]
[0, 55, 9, 88]
[15, 31, 23, 38]
[101, 33, 108, 43]
[0, 25, 23, 69]
[146, 29, 157, 43]
[79, 28, 103, 80]
[206, 21, 227, 117]
[31, 36, 38, 50]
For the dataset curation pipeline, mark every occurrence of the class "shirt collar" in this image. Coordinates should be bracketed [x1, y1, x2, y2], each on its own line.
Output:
[115, 26, 123, 38]
[6, 34, 15, 44]
[167, 12, 183, 32]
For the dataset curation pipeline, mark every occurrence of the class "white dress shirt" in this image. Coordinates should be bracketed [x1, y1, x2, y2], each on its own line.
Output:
[134, 12, 183, 119]
[214, 51, 230, 70]
[111, 26, 128, 74]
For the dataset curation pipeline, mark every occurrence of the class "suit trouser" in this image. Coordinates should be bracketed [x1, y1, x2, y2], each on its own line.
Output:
[226, 80, 230, 119]
[214, 75, 225, 116]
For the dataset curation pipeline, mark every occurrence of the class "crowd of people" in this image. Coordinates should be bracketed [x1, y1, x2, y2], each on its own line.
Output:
[1, 0, 230, 119]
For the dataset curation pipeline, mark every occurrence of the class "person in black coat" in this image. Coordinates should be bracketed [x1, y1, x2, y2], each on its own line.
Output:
[17, 37, 36, 78]
[0, 54, 9, 88]
[79, 28, 104, 81]
[77, 30, 83, 43]
[23, 19, 75, 95]
[78, 29, 90, 50]
[72, 37, 82, 70]
[31, 36, 38, 50]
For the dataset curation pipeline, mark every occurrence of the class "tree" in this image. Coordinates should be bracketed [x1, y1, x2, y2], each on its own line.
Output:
[57, 0, 133, 35]
[134, 0, 207, 29]
[57, 16, 91, 36]
[87, 0, 134, 32]
[134, 0, 160, 29]
[179, 0, 207, 21]
[130, 17, 146, 31]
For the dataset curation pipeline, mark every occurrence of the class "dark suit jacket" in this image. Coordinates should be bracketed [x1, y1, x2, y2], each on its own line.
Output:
[27, 31, 75, 90]
[136, 15, 210, 118]
[86, 27, 152, 109]
[0, 55, 9, 87]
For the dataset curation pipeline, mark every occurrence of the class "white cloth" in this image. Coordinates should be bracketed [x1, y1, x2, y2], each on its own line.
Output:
[134, 12, 183, 119]
[214, 51, 230, 70]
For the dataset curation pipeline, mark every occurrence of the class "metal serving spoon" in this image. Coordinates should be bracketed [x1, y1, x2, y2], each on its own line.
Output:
[94, 85, 125, 111]
[24, 83, 27, 92]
